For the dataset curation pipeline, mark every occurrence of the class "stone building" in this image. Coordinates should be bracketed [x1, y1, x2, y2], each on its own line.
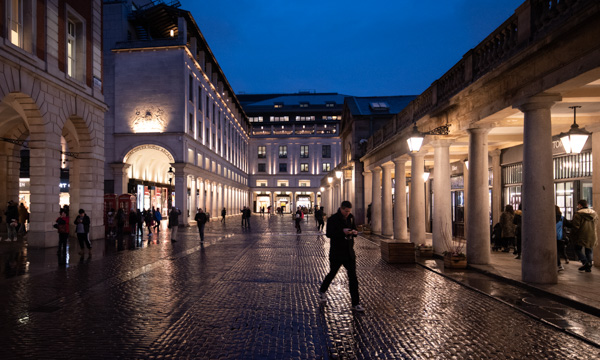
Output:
[239, 93, 344, 214]
[0, 0, 106, 246]
[350, 0, 600, 284]
[103, 1, 250, 224]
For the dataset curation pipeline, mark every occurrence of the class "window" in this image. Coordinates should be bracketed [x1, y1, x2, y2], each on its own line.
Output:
[257, 180, 268, 187]
[8, 0, 34, 52]
[279, 163, 287, 173]
[322, 145, 331, 158]
[277, 180, 289, 187]
[66, 16, 85, 81]
[300, 145, 309, 158]
[189, 113, 194, 134]
[258, 163, 266, 173]
[249, 117, 263, 122]
[322, 163, 331, 172]
[257, 146, 266, 158]
[300, 163, 309, 172]
[369, 102, 390, 111]
[274, 102, 283, 108]
[296, 116, 315, 121]
[299, 180, 311, 187]
[187, 148, 194, 164]
[322, 115, 341, 120]
[270, 116, 289, 122]
[189, 75, 194, 101]
[299, 102, 309, 108]
[326, 102, 336, 108]
[198, 87, 203, 111]
[279, 146, 287, 158]
[206, 96, 210, 119]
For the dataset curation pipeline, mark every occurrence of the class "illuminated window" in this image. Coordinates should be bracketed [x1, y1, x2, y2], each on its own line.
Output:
[300, 163, 309, 172]
[296, 116, 315, 121]
[369, 102, 389, 111]
[249, 117, 263, 122]
[257, 180, 268, 187]
[8, 0, 34, 52]
[322, 115, 341, 120]
[299, 180, 311, 187]
[66, 13, 85, 81]
[277, 180, 289, 187]
[279, 146, 287, 158]
[300, 145, 309, 158]
[270, 116, 289, 122]
[257, 146, 266, 158]
[322, 163, 331, 172]
[274, 102, 283, 108]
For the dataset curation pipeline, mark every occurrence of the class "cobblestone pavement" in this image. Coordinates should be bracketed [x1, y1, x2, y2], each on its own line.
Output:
[1, 215, 599, 359]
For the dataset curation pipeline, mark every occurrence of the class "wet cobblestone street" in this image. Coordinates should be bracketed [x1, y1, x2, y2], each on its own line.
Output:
[1, 215, 599, 359]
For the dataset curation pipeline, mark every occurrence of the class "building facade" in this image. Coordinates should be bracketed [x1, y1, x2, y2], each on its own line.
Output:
[0, 0, 106, 246]
[354, 0, 600, 284]
[103, 1, 250, 224]
[240, 93, 344, 214]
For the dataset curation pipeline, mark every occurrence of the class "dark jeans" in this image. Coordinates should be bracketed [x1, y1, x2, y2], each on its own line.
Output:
[557, 240, 568, 265]
[317, 219, 324, 231]
[295, 219, 301, 233]
[575, 244, 593, 265]
[77, 232, 91, 249]
[515, 234, 521, 255]
[137, 222, 144, 235]
[197, 223, 205, 242]
[320, 250, 360, 306]
[58, 233, 69, 254]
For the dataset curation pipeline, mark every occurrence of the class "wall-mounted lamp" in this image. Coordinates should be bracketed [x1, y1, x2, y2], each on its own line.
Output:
[422, 172, 430, 182]
[560, 106, 590, 154]
[464, 159, 469, 170]
[320, 187, 325, 192]
[327, 177, 333, 184]
[335, 170, 343, 179]
[170, 29, 175, 37]
[406, 123, 451, 153]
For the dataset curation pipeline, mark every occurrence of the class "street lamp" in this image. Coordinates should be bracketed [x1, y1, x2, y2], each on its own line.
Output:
[560, 106, 590, 154]
[407, 124, 424, 153]
[167, 166, 174, 209]
[335, 170, 343, 179]
[327, 176, 333, 184]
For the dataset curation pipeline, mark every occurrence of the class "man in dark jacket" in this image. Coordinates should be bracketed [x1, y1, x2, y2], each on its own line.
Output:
[74, 209, 91, 256]
[570, 199, 598, 272]
[195, 208, 208, 243]
[318, 201, 364, 312]
[168, 207, 181, 242]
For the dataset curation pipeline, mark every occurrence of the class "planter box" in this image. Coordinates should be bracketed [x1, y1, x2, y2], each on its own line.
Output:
[444, 254, 467, 269]
[381, 240, 415, 263]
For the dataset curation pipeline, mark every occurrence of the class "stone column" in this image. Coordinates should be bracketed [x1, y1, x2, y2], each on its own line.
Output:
[381, 163, 394, 236]
[363, 170, 373, 224]
[490, 149, 502, 226]
[516, 94, 561, 283]
[173, 167, 188, 226]
[111, 163, 131, 195]
[593, 130, 600, 268]
[371, 167, 382, 234]
[328, 184, 334, 215]
[431, 139, 453, 254]
[466, 128, 491, 265]
[409, 152, 426, 245]
[206, 182, 213, 219]
[393, 157, 408, 241]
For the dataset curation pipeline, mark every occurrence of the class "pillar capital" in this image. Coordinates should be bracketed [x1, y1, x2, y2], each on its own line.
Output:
[490, 148, 502, 157]
[110, 162, 131, 174]
[466, 127, 492, 136]
[393, 155, 409, 164]
[429, 138, 455, 148]
[513, 93, 562, 112]
[371, 166, 382, 173]
[381, 162, 394, 170]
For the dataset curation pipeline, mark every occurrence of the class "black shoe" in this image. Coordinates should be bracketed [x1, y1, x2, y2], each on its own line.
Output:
[578, 264, 588, 271]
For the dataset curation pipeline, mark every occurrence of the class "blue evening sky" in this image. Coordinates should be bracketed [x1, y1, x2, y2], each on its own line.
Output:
[179, 0, 525, 96]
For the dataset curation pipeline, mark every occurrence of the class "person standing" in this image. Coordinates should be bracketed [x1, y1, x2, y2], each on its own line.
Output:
[144, 210, 153, 236]
[295, 207, 303, 234]
[55, 208, 70, 256]
[513, 204, 523, 259]
[74, 209, 91, 256]
[18, 203, 29, 235]
[316, 206, 325, 233]
[556, 206, 568, 271]
[569, 199, 598, 273]
[168, 207, 181, 242]
[318, 201, 364, 312]
[136, 209, 144, 236]
[221, 207, 227, 223]
[116, 208, 125, 237]
[5, 201, 18, 241]
[128, 209, 138, 236]
[153, 207, 162, 233]
[500, 205, 516, 253]
[195, 208, 208, 243]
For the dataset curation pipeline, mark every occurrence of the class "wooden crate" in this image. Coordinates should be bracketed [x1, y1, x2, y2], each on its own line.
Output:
[381, 240, 415, 263]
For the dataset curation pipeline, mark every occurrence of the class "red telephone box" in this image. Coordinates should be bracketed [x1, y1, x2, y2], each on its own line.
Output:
[118, 194, 137, 232]
[104, 194, 118, 231]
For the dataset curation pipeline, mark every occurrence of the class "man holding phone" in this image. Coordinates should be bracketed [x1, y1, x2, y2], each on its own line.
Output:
[318, 200, 364, 312]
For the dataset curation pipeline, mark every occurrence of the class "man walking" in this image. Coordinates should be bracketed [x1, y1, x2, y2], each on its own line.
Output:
[318, 201, 364, 312]
[570, 199, 598, 272]
[195, 208, 208, 243]
[168, 207, 181, 242]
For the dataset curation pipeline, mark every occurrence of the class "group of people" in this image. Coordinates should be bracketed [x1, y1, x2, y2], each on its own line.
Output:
[2, 200, 30, 241]
[496, 199, 597, 273]
[240, 206, 251, 228]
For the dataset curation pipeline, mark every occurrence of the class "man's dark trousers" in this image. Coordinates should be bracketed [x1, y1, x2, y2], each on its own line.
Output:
[319, 250, 359, 306]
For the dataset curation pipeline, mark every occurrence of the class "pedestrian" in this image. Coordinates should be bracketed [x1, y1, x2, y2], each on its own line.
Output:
[54, 208, 69, 256]
[316, 206, 325, 232]
[154, 208, 162, 233]
[500, 205, 515, 253]
[366, 203, 372, 226]
[168, 207, 181, 242]
[318, 201, 364, 312]
[221, 207, 226, 223]
[5, 200, 18, 241]
[116, 208, 125, 236]
[74, 209, 91, 256]
[195, 208, 208, 243]
[513, 204, 522, 259]
[128, 208, 138, 236]
[295, 207, 303, 233]
[568, 199, 598, 273]
[136, 209, 144, 236]
[144, 210, 153, 236]
[107, 208, 116, 237]
[556, 206, 569, 271]
[18, 203, 29, 235]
